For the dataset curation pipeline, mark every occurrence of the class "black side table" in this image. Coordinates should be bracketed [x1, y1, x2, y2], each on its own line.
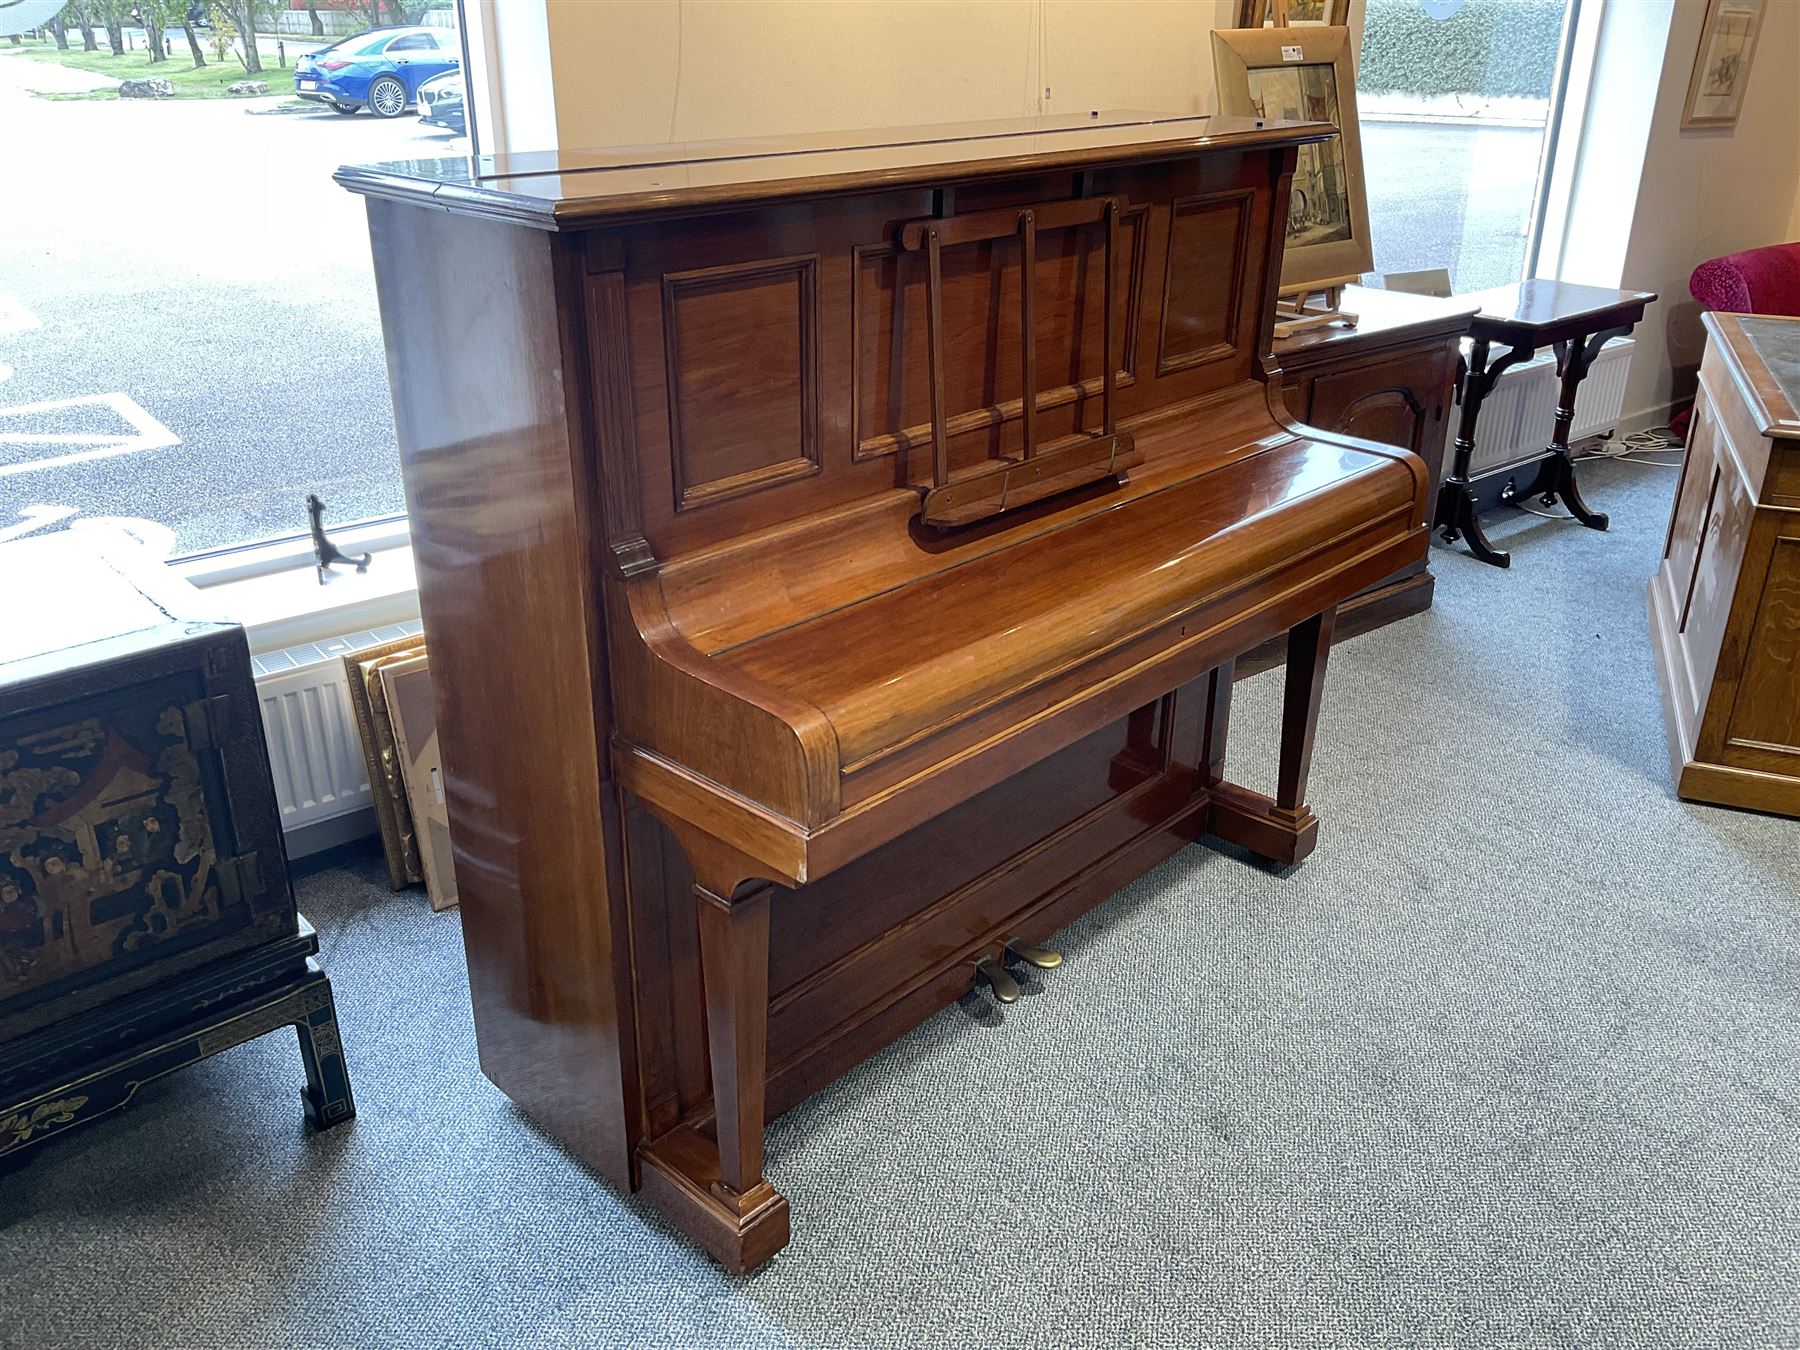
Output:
[1434, 280, 1657, 568]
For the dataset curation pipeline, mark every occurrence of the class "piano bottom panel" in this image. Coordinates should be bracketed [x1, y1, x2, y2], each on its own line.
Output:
[624, 675, 1214, 1145]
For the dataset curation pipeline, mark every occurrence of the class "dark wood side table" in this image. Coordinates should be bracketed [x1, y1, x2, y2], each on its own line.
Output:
[0, 535, 355, 1162]
[1434, 279, 1656, 568]
[1240, 285, 1476, 675]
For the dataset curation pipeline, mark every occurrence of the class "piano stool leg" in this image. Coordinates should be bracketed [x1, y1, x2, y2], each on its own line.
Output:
[1203, 610, 1336, 868]
[637, 872, 792, 1274]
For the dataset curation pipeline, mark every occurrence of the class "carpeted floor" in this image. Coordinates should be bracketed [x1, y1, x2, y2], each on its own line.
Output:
[4, 457, 1797, 1350]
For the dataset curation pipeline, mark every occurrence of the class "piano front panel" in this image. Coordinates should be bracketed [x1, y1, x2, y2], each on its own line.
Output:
[589, 149, 1280, 566]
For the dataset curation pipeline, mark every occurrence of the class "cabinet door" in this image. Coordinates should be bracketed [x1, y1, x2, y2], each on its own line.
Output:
[1307, 351, 1447, 453]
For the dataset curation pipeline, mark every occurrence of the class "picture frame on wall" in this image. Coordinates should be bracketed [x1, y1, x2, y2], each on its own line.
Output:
[1235, 0, 1349, 27]
[1681, 0, 1765, 129]
[1211, 25, 1373, 292]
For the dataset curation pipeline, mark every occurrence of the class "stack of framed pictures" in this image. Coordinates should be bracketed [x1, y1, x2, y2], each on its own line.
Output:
[344, 639, 458, 912]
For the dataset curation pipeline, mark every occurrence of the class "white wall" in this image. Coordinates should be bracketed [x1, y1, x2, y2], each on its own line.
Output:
[1613, 0, 1800, 425]
[481, 0, 1238, 154]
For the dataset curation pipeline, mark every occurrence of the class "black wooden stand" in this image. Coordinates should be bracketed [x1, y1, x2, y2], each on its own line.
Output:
[0, 918, 353, 1163]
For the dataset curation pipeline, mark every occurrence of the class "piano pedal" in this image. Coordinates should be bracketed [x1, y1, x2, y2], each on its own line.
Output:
[1005, 941, 1063, 970]
[971, 956, 1021, 1005]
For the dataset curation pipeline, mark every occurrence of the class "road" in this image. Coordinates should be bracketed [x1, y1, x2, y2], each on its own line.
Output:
[0, 50, 461, 555]
[0, 74, 1548, 557]
[1361, 119, 1546, 292]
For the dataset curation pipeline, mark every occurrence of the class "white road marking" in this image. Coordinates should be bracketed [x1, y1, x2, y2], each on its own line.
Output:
[0, 362, 12, 384]
[0, 504, 76, 541]
[0, 296, 41, 336]
[0, 392, 181, 477]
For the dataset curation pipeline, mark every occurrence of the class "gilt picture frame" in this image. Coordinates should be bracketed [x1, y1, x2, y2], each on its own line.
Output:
[1681, 0, 1765, 130]
[1236, 0, 1349, 27]
[1211, 25, 1373, 292]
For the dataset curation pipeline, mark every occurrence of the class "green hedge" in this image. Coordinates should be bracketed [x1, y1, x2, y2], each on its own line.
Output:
[1359, 0, 1567, 100]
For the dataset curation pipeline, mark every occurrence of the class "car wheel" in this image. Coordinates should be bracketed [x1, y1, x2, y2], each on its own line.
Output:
[331, 103, 360, 115]
[367, 76, 407, 119]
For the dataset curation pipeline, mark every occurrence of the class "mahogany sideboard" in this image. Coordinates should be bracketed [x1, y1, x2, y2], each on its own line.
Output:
[1240, 285, 1475, 673]
[339, 112, 1429, 1271]
[1650, 311, 1800, 817]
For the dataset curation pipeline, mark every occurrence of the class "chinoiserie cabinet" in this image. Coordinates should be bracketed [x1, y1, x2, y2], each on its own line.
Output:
[1240, 285, 1475, 673]
[0, 534, 354, 1160]
[1649, 311, 1800, 817]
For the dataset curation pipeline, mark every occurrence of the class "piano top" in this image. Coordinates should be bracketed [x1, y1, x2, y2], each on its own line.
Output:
[333, 110, 1337, 230]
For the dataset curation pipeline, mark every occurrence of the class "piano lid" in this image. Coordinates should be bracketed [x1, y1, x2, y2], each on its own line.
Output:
[334, 109, 1337, 230]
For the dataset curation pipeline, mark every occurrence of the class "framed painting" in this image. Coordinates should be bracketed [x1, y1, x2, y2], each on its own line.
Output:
[1681, 0, 1766, 129]
[1211, 25, 1373, 292]
[1236, 0, 1349, 26]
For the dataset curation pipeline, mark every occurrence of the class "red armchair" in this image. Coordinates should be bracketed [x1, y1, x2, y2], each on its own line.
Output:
[1690, 241, 1800, 316]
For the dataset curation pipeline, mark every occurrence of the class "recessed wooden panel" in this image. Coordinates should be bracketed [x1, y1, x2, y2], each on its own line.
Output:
[851, 207, 1146, 466]
[1726, 536, 1800, 760]
[662, 255, 820, 510]
[1157, 189, 1253, 376]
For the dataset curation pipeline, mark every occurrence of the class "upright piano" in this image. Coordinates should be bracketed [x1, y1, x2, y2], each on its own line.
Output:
[339, 112, 1428, 1272]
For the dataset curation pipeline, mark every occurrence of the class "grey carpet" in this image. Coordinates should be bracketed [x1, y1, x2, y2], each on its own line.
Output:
[4, 457, 1797, 1350]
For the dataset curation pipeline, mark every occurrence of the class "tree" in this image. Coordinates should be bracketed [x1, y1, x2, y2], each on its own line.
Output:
[68, 4, 98, 51]
[305, 0, 322, 37]
[213, 0, 278, 74]
[48, 12, 69, 48]
[141, 1, 166, 63]
[87, 0, 129, 56]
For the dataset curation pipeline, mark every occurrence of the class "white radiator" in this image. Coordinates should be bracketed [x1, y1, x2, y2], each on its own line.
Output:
[1449, 337, 1634, 476]
[252, 620, 424, 857]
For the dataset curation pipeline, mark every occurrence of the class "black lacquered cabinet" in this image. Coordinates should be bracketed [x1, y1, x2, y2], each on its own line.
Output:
[0, 536, 353, 1160]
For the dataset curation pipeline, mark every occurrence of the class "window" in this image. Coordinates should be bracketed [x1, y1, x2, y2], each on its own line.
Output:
[387, 35, 437, 53]
[1, 12, 466, 565]
[1356, 0, 1580, 291]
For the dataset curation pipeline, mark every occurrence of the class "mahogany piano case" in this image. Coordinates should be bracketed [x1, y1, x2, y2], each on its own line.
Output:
[339, 112, 1430, 1270]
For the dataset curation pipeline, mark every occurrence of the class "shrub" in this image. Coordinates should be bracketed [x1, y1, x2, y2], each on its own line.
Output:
[1359, 0, 1568, 100]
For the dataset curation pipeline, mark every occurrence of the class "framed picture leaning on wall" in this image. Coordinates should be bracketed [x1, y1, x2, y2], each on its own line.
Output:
[1681, 0, 1765, 129]
[1211, 25, 1372, 292]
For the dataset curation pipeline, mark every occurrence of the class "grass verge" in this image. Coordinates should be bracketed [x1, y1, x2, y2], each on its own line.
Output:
[12, 39, 298, 100]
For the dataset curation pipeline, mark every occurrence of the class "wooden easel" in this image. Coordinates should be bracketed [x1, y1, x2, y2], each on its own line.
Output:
[1265, 0, 1359, 340]
[1273, 276, 1360, 338]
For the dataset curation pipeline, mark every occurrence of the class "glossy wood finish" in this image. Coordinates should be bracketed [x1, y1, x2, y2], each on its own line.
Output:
[1235, 286, 1473, 674]
[1649, 312, 1800, 817]
[343, 114, 1429, 1273]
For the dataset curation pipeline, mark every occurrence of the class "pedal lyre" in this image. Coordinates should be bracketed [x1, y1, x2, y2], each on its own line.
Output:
[972, 957, 1021, 1004]
[1005, 941, 1063, 970]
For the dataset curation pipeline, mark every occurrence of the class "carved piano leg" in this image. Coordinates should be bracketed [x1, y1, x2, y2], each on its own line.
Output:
[1206, 610, 1335, 867]
[637, 863, 791, 1274]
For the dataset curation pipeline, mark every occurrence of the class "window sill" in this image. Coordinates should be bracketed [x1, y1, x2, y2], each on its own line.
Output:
[176, 538, 421, 656]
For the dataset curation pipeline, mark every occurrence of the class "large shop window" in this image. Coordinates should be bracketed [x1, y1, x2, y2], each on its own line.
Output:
[1358, 0, 1579, 292]
[0, 8, 468, 563]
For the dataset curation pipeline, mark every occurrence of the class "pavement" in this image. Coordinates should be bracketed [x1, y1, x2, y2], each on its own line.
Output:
[0, 47, 464, 556]
[0, 59, 1548, 558]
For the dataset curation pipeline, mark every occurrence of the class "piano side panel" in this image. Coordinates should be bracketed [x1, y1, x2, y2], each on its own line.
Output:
[589, 149, 1277, 566]
[364, 199, 641, 1187]
[625, 684, 1209, 1137]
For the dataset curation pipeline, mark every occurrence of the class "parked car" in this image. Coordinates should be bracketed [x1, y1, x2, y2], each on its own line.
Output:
[416, 71, 465, 135]
[293, 26, 459, 119]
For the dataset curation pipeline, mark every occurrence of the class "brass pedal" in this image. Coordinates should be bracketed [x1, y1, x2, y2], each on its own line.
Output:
[1005, 941, 1063, 970]
[972, 957, 1021, 1004]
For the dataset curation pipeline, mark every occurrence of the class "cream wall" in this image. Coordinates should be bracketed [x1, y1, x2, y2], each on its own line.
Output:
[1615, 0, 1800, 425]
[500, 0, 1237, 152]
